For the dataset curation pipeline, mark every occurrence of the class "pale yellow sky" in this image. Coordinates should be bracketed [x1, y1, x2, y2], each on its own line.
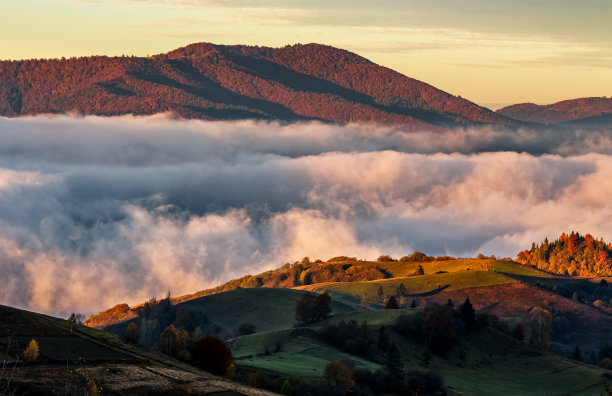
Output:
[1, 0, 611, 106]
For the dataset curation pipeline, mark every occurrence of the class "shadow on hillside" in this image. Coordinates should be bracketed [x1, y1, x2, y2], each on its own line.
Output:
[216, 49, 459, 126]
[405, 284, 450, 297]
[129, 60, 322, 122]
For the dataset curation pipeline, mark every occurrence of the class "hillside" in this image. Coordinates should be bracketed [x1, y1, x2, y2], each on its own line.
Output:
[0, 43, 514, 130]
[0, 305, 272, 395]
[78, 246, 612, 394]
[497, 96, 612, 124]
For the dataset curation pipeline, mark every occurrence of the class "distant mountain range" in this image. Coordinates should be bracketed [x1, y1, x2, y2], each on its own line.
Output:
[497, 97, 612, 126]
[1, 43, 608, 129]
[0, 43, 514, 130]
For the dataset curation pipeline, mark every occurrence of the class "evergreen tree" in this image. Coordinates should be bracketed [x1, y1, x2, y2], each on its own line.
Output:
[459, 298, 475, 329]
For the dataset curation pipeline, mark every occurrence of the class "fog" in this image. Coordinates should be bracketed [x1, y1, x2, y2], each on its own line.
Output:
[1, 114, 612, 316]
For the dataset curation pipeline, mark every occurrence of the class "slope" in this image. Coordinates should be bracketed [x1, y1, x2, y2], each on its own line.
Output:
[0, 42, 514, 129]
[497, 96, 612, 124]
[0, 304, 273, 395]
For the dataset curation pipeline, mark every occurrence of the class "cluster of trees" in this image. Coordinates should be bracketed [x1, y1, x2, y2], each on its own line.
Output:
[320, 320, 374, 358]
[394, 299, 511, 356]
[517, 232, 612, 276]
[295, 292, 331, 324]
[156, 323, 233, 376]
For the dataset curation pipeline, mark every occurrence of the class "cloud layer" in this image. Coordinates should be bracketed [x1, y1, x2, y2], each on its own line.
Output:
[1, 114, 612, 316]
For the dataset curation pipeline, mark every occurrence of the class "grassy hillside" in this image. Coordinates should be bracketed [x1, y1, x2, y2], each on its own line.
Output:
[228, 306, 609, 395]
[179, 287, 359, 334]
[0, 305, 273, 395]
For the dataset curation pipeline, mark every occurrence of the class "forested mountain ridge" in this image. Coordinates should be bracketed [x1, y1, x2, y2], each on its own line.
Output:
[0, 42, 515, 130]
[497, 97, 612, 124]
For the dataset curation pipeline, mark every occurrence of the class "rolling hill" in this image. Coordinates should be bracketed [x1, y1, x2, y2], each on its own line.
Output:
[497, 96, 612, 125]
[0, 304, 273, 395]
[0, 43, 515, 130]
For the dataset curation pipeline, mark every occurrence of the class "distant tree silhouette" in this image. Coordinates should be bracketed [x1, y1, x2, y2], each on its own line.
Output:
[459, 298, 475, 329]
[415, 265, 425, 275]
[124, 322, 139, 343]
[159, 324, 179, 357]
[423, 306, 456, 356]
[192, 335, 232, 376]
[377, 286, 385, 303]
[295, 292, 331, 324]
[385, 296, 399, 309]
[530, 307, 552, 353]
[324, 361, 354, 395]
[512, 323, 525, 341]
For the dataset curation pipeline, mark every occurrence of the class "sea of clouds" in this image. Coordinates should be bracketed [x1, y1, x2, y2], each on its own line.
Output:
[2, 114, 612, 316]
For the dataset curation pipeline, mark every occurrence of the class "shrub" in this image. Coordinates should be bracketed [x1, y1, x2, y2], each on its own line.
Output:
[385, 296, 399, 309]
[324, 361, 354, 395]
[23, 339, 39, 362]
[124, 322, 138, 343]
[192, 335, 232, 376]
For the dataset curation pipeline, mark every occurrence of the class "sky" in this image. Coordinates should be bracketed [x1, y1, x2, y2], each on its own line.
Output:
[1, 0, 611, 107]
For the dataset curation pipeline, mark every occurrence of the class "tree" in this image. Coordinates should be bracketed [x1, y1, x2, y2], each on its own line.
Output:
[530, 307, 552, 354]
[67, 313, 77, 333]
[377, 326, 390, 352]
[571, 346, 583, 361]
[384, 343, 404, 376]
[377, 286, 385, 303]
[192, 335, 232, 376]
[280, 378, 292, 395]
[324, 361, 354, 395]
[314, 292, 332, 320]
[572, 292, 578, 302]
[385, 296, 399, 309]
[124, 322, 139, 343]
[459, 298, 475, 329]
[23, 339, 39, 362]
[397, 283, 406, 296]
[423, 306, 456, 356]
[295, 292, 331, 324]
[295, 293, 316, 324]
[512, 323, 525, 341]
[159, 324, 179, 357]
[415, 265, 425, 275]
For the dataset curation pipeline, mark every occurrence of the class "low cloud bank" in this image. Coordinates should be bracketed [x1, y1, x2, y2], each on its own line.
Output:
[1, 114, 612, 316]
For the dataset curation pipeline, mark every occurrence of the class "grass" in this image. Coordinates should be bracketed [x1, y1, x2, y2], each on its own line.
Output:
[322, 308, 411, 327]
[180, 287, 358, 333]
[236, 342, 380, 380]
[307, 270, 515, 306]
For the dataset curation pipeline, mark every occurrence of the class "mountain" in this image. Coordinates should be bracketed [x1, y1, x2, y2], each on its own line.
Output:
[497, 97, 612, 125]
[0, 43, 514, 130]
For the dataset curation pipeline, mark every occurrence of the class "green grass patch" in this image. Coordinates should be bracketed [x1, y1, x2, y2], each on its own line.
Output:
[313, 270, 514, 303]
[237, 345, 380, 379]
[181, 288, 357, 333]
[324, 309, 411, 327]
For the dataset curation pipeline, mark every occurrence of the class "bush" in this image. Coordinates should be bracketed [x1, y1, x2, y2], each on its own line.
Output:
[295, 292, 331, 324]
[192, 335, 232, 376]
[23, 339, 39, 362]
[124, 322, 138, 343]
[385, 296, 399, 309]
[325, 361, 354, 395]
[404, 368, 446, 395]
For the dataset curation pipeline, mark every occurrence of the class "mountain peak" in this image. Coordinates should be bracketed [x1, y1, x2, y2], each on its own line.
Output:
[0, 42, 514, 129]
